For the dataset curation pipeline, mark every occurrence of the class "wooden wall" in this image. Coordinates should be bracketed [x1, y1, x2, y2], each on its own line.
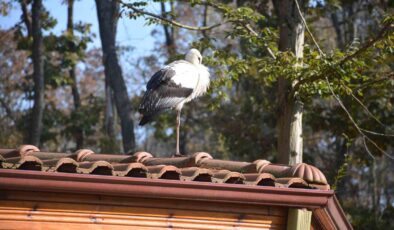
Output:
[0, 190, 287, 230]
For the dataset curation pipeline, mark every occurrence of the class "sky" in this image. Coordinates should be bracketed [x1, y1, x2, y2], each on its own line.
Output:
[0, 0, 158, 56]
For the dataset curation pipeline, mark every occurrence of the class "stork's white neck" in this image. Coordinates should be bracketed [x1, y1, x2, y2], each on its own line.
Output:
[185, 54, 199, 65]
[185, 49, 202, 65]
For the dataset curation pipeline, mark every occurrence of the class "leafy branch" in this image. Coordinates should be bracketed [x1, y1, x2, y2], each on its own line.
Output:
[120, 0, 277, 59]
[120, 1, 223, 31]
[294, 0, 394, 159]
[292, 20, 393, 94]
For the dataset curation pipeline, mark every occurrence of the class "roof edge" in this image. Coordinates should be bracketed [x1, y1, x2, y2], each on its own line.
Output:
[0, 168, 332, 209]
[327, 196, 353, 230]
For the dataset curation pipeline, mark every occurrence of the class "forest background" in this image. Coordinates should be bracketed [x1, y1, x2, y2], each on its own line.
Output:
[0, 0, 393, 228]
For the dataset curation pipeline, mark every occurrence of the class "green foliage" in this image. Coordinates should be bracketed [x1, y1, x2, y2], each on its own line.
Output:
[346, 205, 394, 230]
[332, 151, 351, 191]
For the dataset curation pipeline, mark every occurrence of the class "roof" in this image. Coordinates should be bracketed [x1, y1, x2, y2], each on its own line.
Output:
[0, 145, 330, 190]
[0, 145, 353, 230]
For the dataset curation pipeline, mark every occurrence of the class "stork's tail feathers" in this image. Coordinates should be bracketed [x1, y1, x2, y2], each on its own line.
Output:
[139, 114, 155, 126]
[138, 109, 168, 126]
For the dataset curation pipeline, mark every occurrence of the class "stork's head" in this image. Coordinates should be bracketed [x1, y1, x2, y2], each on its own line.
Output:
[185, 48, 202, 65]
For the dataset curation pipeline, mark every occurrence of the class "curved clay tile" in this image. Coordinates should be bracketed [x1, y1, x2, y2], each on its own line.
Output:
[275, 177, 310, 189]
[189, 152, 213, 166]
[113, 163, 148, 177]
[256, 164, 291, 177]
[146, 165, 181, 180]
[41, 159, 64, 171]
[244, 173, 276, 186]
[79, 153, 132, 163]
[17, 145, 40, 157]
[1, 156, 21, 168]
[29, 151, 71, 161]
[197, 158, 251, 173]
[253, 160, 271, 173]
[77, 160, 114, 175]
[0, 149, 14, 155]
[287, 163, 328, 185]
[143, 152, 214, 168]
[16, 155, 43, 171]
[180, 167, 213, 182]
[309, 183, 330, 190]
[131, 151, 153, 163]
[52, 158, 79, 173]
[0, 149, 19, 159]
[75, 149, 95, 162]
[143, 156, 189, 167]
[212, 170, 245, 184]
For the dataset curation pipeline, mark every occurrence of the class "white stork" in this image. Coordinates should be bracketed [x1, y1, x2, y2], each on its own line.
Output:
[139, 49, 210, 156]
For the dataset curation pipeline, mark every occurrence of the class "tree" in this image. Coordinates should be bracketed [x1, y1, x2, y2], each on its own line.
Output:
[274, 0, 305, 164]
[29, 0, 45, 146]
[67, 0, 83, 149]
[95, 0, 136, 153]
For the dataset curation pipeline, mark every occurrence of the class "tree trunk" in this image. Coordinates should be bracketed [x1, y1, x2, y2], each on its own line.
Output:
[330, 12, 345, 50]
[67, 0, 83, 149]
[276, 0, 305, 165]
[105, 85, 116, 140]
[29, 0, 45, 147]
[95, 0, 136, 153]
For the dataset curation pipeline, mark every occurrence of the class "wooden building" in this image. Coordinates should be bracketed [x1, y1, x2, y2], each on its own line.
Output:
[0, 145, 352, 230]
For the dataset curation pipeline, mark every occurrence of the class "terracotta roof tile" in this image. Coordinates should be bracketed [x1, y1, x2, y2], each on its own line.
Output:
[0, 145, 331, 190]
[146, 165, 181, 180]
[51, 157, 79, 173]
[112, 162, 148, 177]
[180, 167, 213, 182]
[244, 173, 276, 186]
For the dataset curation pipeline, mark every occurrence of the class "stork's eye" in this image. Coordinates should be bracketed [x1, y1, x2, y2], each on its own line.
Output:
[198, 57, 202, 63]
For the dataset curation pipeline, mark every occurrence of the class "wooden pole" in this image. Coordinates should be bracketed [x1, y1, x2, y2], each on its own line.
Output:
[287, 208, 312, 230]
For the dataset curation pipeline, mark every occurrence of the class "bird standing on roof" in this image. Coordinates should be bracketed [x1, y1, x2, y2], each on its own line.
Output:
[138, 49, 210, 157]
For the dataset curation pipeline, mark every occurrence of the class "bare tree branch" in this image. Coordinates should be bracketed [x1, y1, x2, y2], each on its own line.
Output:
[326, 76, 393, 159]
[201, 3, 210, 38]
[120, 1, 223, 31]
[295, 0, 324, 56]
[360, 128, 394, 137]
[347, 87, 392, 130]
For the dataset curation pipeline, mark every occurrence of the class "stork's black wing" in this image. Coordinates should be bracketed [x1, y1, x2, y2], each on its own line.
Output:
[139, 65, 194, 125]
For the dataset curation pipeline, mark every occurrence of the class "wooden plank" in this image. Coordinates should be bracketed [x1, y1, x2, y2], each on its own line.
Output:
[0, 199, 287, 230]
[0, 190, 288, 229]
[0, 211, 285, 230]
[0, 209, 285, 226]
[0, 200, 286, 225]
[1, 190, 287, 217]
[287, 208, 312, 230]
[0, 220, 283, 230]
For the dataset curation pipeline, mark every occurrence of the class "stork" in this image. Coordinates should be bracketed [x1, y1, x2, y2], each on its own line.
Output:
[139, 49, 210, 156]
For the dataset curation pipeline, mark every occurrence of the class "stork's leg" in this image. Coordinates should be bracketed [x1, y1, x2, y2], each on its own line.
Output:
[175, 109, 182, 157]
